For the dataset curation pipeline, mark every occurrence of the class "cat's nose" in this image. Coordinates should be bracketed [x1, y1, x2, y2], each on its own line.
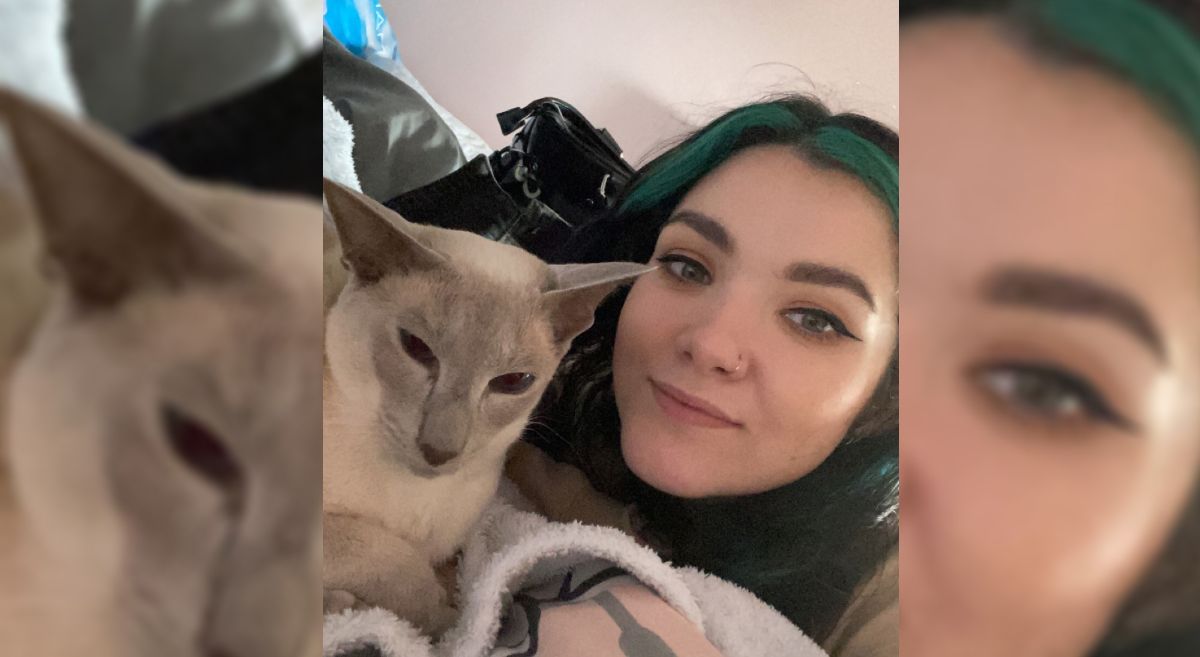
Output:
[419, 442, 459, 467]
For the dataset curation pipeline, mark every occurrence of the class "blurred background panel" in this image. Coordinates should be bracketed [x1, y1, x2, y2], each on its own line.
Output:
[66, 0, 321, 136]
[0, 2, 325, 656]
[899, 2, 1200, 656]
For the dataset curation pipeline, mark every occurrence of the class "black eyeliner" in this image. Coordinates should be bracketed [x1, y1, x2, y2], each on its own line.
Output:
[789, 308, 861, 342]
[656, 254, 712, 284]
[978, 361, 1138, 432]
[821, 311, 862, 342]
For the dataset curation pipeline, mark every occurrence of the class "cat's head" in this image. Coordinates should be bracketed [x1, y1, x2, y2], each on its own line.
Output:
[0, 90, 322, 657]
[323, 180, 650, 475]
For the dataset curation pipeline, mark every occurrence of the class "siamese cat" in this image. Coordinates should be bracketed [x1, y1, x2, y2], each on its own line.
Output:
[321, 180, 650, 635]
[0, 89, 323, 657]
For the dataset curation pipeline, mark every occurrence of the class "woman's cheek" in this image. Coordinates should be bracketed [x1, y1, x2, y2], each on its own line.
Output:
[768, 340, 884, 431]
[940, 384, 1194, 649]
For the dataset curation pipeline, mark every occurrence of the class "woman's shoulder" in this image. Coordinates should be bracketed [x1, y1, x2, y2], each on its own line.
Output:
[824, 547, 899, 657]
[673, 566, 829, 657]
[488, 558, 727, 657]
[462, 489, 828, 657]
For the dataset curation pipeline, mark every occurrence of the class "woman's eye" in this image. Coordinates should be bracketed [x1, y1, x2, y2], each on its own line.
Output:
[784, 308, 859, 341]
[656, 255, 712, 285]
[973, 364, 1134, 431]
[400, 328, 438, 369]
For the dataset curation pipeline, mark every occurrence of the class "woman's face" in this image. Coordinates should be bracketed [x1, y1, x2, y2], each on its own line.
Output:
[612, 144, 897, 498]
[902, 19, 1200, 657]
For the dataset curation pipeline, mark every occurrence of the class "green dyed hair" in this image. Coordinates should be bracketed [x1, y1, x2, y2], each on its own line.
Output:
[903, 0, 1200, 147]
[620, 100, 899, 225]
[1029, 0, 1200, 146]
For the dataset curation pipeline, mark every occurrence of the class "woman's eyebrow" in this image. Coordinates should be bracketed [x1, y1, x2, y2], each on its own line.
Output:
[786, 262, 876, 311]
[665, 211, 877, 311]
[665, 210, 734, 254]
[982, 266, 1166, 362]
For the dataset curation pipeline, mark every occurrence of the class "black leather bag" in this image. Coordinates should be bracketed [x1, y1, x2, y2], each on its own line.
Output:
[387, 97, 634, 263]
[491, 97, 634, 229]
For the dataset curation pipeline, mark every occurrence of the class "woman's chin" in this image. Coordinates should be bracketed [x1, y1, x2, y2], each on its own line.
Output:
[620, 429, 718, 499]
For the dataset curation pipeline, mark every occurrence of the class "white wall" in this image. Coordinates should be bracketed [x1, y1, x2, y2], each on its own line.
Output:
[382, 0, 898, 165]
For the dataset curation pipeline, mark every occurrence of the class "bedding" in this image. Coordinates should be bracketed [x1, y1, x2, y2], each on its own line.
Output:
[323, 488, 828, 657]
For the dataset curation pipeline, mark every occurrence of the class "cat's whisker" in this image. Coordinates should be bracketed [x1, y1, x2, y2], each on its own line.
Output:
[523, 417, 574, 453]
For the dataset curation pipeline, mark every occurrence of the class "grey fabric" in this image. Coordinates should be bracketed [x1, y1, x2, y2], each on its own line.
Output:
[322, 29, 466, 203]
[66, 0, 308, 135]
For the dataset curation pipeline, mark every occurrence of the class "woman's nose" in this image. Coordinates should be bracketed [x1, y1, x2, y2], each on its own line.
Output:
[676, 302, 750, 379]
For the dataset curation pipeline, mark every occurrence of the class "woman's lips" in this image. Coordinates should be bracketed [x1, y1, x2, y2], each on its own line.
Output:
[649, 379, 743, 429]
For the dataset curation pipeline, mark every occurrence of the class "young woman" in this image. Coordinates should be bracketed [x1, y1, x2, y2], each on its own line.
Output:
[900, 1, 1200, 655]
[510, 94, 900, 653]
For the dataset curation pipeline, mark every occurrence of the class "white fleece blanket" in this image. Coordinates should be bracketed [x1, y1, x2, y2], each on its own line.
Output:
[0, 0, 81, 116]
[323, 96, 362, 192]
[322, 482, 826, 657]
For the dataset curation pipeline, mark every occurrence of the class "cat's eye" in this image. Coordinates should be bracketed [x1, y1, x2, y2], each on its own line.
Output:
[784, 308, 860, 341]
[161, 406, 242, 491]
[656, 254, 712, 285]
[400, 328, 438, 368]
[489, 372, 536, 395]
[972, 363, 1135, 431]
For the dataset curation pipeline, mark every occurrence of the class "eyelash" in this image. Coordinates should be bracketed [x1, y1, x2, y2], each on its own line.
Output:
[656, 254, 712, 285]
[971, 362, 1136, 432]
[784, 308, 860, 341]
[655, 254, 859, 342]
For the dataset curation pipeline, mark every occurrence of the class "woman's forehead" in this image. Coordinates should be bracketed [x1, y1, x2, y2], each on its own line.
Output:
[669, 146, 897, 284]
[901, 17, 1200, 361]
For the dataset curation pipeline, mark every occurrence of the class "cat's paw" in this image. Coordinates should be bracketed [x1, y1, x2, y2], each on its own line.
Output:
[376, 583, 458, 638]
[325, 582, 457, 637]
[420, 600, 459, 639]
[434, 555, 460, 607]
[324, 588, 360, 614]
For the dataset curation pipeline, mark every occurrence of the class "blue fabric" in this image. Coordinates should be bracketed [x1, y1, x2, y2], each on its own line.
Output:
[323, 0, 368, 56]
[323, 0, 399, 62]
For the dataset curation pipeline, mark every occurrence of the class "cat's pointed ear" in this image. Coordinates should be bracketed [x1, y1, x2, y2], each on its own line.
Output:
[0, 89, 248, 308]
[322, 178, 445, 283]
[544, 262, 656, 344]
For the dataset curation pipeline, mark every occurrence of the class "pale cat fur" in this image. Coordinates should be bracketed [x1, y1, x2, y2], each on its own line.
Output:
[0, 89, 323, 657]
[321, 180, 650, 634]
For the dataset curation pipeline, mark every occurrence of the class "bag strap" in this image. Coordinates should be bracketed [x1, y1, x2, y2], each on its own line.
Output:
[496, 97, 623, 156]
